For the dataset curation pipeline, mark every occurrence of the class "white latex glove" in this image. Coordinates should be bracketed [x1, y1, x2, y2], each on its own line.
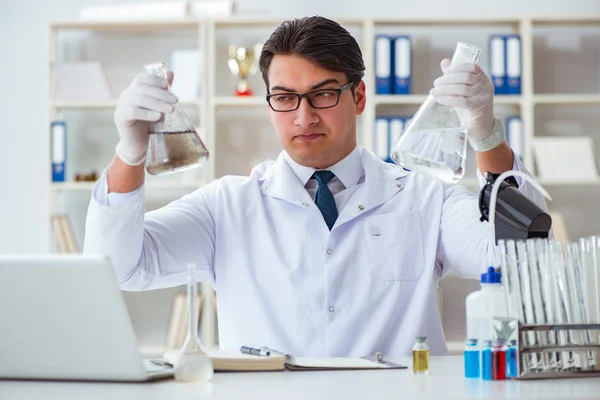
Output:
[429, 59, 495, 141]
[114, 71, 177, 165]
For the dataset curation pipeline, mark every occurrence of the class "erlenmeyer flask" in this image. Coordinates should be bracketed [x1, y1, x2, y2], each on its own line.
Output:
[390, 42, 481, 183]
[174, 264, 214, 382]
[142, 62, 209, 175]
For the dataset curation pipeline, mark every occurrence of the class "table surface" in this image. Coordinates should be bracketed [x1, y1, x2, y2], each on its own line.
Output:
[1, 356, 599, 400]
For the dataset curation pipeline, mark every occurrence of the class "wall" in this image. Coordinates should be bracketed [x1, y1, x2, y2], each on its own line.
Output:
[2, 0, 600, 348]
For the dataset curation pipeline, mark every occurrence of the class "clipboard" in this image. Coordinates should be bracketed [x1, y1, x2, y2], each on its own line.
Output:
[285, 355, 407, 371]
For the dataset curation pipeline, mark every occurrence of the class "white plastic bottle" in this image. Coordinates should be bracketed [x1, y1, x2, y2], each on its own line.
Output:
[465, 266, 507, 343]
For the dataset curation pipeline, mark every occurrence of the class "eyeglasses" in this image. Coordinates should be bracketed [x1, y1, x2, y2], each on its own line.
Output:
[266, 82, 355, 112]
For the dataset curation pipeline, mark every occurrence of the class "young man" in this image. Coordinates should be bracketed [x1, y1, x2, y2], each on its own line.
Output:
[84, 16, 547, 357]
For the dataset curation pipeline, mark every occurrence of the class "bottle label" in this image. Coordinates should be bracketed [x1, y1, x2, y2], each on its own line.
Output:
[413, 349, 429, 372]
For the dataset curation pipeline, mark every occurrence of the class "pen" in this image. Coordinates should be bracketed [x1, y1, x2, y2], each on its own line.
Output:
[240, 346, 271, 357]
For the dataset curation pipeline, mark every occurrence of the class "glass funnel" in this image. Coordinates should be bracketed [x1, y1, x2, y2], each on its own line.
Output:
[142, 62, 209, 175]
[390, 42, 481, 183]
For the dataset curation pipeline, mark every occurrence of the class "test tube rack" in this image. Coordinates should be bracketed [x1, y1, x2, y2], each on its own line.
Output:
[516, 322, 600, 380]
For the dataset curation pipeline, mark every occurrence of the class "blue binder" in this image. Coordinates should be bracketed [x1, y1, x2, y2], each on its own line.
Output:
[375, 35, 392, 94]
[505, 35, 522, 95]
[392, 36, 411, 95]
[506, 116, 524, 161]
[51, 117, 66, 182]
[388, 117, 405, 162]
[489, 35, 506, 95]
[374, 117, 390, 161]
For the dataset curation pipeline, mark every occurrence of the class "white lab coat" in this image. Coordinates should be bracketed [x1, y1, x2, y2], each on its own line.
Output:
[84, 147, 547, 357]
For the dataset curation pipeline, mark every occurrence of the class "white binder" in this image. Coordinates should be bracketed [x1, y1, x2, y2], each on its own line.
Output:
[389, 118, 405, 160]
[392, 36, 411, 95]
[375, 36, 392, 94]
[374, 117, 390, 160]
[505, 35, 522, 95]
[489, 35, 506, 95]
[506, 116, 523, 161]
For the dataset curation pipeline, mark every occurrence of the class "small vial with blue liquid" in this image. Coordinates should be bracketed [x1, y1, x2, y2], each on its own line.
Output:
[506, 339, 518, 378]
[481, 339, 493, 380]
[464, 338, 480, 378]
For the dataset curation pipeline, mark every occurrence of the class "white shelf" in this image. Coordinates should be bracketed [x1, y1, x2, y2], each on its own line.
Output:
[531, 16, 600, 24]
[50, 180, 206, 192]
[213, 96, 266, 107]
[533, 94, 600, 105]
[374, 95, 522, 106]
[372, 17, 521, 26]
[537, 178, 600, 186]
[50, 19, 200, 31]
[50, 100, 201, 109]
[212, 17, 365, 27]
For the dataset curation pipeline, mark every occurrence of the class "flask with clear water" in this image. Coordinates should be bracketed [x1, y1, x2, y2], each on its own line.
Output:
[390, 42, 481, 183]
[142, 62, 209, 175]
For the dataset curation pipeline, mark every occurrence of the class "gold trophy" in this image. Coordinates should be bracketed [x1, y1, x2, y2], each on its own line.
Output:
[227, 43, 262, 96]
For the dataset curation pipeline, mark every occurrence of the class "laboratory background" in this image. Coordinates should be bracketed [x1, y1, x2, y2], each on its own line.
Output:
[2, 0, 600, 388]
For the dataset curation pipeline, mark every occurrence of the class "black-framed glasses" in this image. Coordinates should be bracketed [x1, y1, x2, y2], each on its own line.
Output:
[266, 82, 355, 112]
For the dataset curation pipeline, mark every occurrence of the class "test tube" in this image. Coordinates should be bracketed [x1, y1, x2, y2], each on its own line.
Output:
[579, 237, 599, 369]
[548, 240, 576, 370]
[516, 240, 541, 371]
[535, 239, 560, 370]
[481, 340, 492, 380]
[564, 243, 594, 370]
[506, 239, 533, 374]
[491, 340, 507, 380]
[506, 339, 518, 378]
[464, 338, 480, 378]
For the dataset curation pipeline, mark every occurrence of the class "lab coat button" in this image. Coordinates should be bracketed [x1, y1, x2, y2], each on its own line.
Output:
[328, 306, 335, 312]
[358, 204, 365, 211]
[302, 202, 309, 206]
[326, 248, 333, 255]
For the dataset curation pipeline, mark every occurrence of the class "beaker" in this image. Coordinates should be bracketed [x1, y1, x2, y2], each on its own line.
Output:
[390, 42, 481, 183]
[142, 62, 209, 175]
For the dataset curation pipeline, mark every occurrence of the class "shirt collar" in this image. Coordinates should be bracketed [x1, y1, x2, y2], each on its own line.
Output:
[283, 146, 363, 189]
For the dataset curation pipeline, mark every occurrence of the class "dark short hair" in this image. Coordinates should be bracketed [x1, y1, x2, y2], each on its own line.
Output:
[259, 16, 365, 92]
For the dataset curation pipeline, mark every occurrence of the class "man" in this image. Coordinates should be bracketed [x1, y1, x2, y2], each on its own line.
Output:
[84, 16, 547, 357]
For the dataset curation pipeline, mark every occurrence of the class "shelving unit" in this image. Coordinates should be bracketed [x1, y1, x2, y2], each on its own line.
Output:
[47, 15, 600, 350]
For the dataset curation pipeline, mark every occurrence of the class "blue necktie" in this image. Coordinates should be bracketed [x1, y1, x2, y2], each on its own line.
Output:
[312, 170, 338, 230]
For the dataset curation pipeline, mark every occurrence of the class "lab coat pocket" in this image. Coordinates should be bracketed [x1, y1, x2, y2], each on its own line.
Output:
[365, 212, 426, 281]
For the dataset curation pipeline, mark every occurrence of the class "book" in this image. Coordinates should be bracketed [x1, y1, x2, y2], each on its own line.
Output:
[51, 214, 79, 253]
[52, 62, 113, 101]
[165, 292, 204, 349]
[162, 349, 406, 372]
[533, 136, 599, 182]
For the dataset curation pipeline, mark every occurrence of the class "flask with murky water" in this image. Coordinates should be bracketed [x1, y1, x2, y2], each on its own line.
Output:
[390, 42, 481, 183]
[142, 62, 209, 175]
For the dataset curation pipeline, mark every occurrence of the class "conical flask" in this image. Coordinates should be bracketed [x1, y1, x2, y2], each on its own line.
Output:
[174, 264, 214, 382]
[142, 62, 209, 175]
[390, 42, 481, 183]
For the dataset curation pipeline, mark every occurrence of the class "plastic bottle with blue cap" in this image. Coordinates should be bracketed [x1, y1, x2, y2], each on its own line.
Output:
[465, 266, 507, 345]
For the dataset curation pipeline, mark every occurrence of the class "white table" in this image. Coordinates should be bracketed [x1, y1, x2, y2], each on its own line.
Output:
[1, 356, 599, 399]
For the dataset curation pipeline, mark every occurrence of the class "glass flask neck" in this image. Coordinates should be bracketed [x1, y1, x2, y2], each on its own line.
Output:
[182, 265, 205, 352]
[143, 62, 169, 81]
[451, 42, 481, 65]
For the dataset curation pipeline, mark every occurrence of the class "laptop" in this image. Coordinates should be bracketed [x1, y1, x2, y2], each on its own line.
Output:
[0, 254, 173, 382]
